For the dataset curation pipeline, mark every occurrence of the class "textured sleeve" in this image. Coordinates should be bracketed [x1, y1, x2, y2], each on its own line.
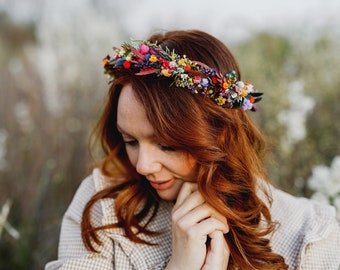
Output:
[44, 175, 115, 270]
[45, 169, 173, 270]
[301, 222, 340, 270]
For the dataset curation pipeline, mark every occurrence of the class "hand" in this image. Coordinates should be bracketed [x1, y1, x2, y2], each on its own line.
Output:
[166, 182, 230, 270]
[202, 230, 230, 270]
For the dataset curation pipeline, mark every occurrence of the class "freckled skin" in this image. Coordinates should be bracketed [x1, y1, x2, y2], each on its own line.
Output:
[116, 84, 196, 201]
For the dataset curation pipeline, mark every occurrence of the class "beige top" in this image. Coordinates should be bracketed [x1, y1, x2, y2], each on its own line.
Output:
[45, 169, 340, 269]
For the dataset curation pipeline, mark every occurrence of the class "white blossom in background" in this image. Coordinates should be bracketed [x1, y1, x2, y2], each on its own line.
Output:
[0, 200, 20, 240]
[31, 0, 122, 116]
[308, 156, 340, 221]
[277, 80, 315, 152]
[14, 101, 34, 133]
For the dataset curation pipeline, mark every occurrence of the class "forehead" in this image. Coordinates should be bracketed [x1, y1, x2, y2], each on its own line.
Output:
[116, 84, 154, 137]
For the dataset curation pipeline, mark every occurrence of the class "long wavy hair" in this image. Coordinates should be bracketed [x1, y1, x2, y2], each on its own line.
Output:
[81, 30, 288, 269]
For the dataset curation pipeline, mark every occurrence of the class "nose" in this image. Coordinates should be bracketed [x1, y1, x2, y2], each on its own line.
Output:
[135, 144, 162, 176]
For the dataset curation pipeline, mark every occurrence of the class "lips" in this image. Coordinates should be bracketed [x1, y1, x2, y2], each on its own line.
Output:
[149, 179, 175, 190]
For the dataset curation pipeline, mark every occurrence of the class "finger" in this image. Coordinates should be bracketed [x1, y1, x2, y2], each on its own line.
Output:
[189, 217, 230, 237]
[175, 182, 198, 207]
[203, 230, 230, 270]
[210, 231, 230, 264]
[182, 199, 229, 230]
[208, 230, 230, 249]
[172, 191, 204, 221]
[208, 205, 229, 229]
[174, 203, 227, 230]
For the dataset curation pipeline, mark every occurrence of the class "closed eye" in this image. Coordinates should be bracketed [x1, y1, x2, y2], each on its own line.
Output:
[158, 144, 175, 152]
[124, 140, 138, 147]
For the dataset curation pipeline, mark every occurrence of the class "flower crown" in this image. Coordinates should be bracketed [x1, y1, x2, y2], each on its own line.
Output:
[102, 40, 263, 111]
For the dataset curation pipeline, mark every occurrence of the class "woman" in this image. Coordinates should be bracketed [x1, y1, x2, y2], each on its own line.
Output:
[45, 30, 340, 269]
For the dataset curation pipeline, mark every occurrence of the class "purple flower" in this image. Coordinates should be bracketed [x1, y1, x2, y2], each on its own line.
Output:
[149, 48, 159, 55]
[201, 78, 209, 87]
[242, 98, 253, 111]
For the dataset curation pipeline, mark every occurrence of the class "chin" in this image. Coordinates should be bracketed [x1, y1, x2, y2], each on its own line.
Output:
[156, 185, 182, 201]
[157, 191, 178, 201]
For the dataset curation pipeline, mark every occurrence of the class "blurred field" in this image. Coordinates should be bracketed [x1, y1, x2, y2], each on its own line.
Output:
[0, 9, 339, 270]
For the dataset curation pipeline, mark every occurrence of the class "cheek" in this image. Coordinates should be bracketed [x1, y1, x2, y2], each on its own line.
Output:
[176, 155, 196, 178]
[125, 148, 137, 167]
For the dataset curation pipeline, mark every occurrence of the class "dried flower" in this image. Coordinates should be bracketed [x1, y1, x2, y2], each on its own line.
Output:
[103, 40, 263, 111]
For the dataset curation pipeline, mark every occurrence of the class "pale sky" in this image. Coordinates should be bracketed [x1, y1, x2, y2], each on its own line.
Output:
[116, 0, 340, 42]
[1, 0, 340, 42]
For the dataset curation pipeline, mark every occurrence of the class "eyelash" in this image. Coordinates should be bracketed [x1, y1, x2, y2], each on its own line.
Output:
[123, 140, 175, 152]
[124, 140, 138, 147]
[160, 144, 176, 151]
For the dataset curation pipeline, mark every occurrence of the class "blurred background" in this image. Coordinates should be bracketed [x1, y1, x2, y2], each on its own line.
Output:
[0, 0, 340, 269]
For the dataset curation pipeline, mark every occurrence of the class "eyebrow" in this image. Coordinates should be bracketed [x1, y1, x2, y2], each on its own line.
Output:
[116, 123, 156, 140]
[116, 124, 132, 137]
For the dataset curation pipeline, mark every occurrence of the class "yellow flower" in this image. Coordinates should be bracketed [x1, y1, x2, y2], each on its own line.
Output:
[102, 58, 108, 66]
[161, 69, 172, 77]
[223, 81, 230, 89]
[216, 96, 226, 106]
[239, 88, 248, 97]
[149, 55, 158, 62]
[178, 58, 188, 66]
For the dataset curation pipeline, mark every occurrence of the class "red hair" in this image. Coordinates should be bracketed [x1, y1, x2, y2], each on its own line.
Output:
[81, 30, 288, 269]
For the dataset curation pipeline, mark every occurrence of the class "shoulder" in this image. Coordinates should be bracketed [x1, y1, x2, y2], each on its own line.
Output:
[268, 185, 340, 269]
[270, 186, 337, 238]
[54, 168, 173, 270]
[60, 172, 96, 225]
[45, 169, 115, 269]
[62, 168, 109, 224]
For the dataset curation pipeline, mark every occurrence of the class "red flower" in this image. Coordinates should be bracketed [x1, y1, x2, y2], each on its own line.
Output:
[123, 60, 131, 69]
[194, 76, 201, 84]
[212, 76, 218, 84]
[159, 57, 170, 69]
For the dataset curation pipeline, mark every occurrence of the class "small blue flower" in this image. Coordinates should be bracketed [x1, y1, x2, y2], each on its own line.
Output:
[144, 53, 150, 61]
[116, 58, 125, 66]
